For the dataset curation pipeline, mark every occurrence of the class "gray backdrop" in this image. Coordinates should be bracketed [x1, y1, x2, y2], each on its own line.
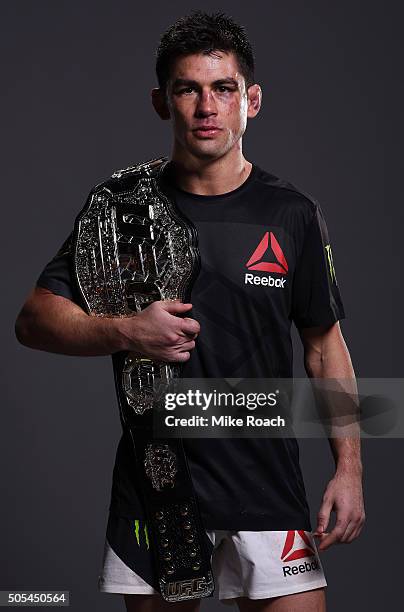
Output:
[2, 1, 403, 611]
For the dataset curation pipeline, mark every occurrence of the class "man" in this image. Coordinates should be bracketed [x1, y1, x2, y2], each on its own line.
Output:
[15, 10, 365, 612]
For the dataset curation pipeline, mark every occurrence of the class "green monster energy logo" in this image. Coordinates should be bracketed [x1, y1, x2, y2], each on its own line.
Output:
[134, 519, 150, 550]
[325, 244, 337, 285]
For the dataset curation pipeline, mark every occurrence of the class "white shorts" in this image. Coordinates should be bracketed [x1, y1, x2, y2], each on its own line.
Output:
[98, 515, 327, 602]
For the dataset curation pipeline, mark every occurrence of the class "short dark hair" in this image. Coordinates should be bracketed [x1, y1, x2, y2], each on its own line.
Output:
[156, 11, 255, 93]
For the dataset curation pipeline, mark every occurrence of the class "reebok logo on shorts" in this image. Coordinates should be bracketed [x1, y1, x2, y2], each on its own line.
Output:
[281, 531, 320, 578]
[281, 530, 314, 562]
[245, 231, 288, 288]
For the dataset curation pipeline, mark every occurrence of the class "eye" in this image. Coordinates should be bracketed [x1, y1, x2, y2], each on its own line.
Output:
[216, 86, 232, 92]
[179, 87, 195, 94]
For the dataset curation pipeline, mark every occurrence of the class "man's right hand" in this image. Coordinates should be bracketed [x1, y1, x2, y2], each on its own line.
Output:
[15, 288, 200, 360]
[116, 299, 200, 363]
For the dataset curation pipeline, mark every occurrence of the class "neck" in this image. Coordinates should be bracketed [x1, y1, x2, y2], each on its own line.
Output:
[169, 145, 252, 196]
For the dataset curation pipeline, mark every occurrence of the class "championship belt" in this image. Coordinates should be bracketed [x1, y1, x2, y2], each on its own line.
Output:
[71, 157, 214, 601]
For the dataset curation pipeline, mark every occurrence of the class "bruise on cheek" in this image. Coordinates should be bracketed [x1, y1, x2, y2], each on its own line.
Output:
[223, 100, 246, 126]
[221, 96, 241, 114]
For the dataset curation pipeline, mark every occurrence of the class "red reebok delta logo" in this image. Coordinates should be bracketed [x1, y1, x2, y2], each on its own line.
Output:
[246, 231, 289, 274]
[281, 530, 315, 562]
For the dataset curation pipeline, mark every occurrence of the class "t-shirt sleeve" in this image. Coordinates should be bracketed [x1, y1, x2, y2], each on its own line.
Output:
[291, 204, 346, 329]
[36, 232, 80, 304]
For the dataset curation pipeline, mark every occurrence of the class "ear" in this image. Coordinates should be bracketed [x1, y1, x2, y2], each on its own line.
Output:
[246, 84, 262, 119]
[151, 88, 171, 120]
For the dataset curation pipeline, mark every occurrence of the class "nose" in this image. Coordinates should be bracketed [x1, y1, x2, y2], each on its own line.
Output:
[194, 88, 217, 117]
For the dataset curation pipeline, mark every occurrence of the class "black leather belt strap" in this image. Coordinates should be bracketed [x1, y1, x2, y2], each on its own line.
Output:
[131, 431, 214, 600]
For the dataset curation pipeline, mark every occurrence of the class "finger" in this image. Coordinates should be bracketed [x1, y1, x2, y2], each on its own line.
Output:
[172, 351, 191, 363]
[176, 340, 196, 352]
[315, 500, 333, 535]
[317, 532, 338, 551]
[318, 519, 349, 550]
[182, 332, 199, 340]
[313, 531, 329, 543]
[313, 532, 329, 551]
[345, 524, 363, 543]
[161, 301, 193, 314]
[345, 519, 365, 543]
[179, 317, 200, 336]
[313, 529, 329, 537]
[339, 520, 357, 543]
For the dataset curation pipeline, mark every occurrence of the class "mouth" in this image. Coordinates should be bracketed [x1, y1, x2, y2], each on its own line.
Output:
[192, 127, 222, 138]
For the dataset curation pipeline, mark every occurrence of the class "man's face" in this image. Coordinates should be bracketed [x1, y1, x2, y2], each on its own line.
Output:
[159, 51, 260, 161]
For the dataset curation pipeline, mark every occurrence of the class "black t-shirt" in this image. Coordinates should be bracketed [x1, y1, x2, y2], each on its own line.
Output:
[37, 162, 345, 530]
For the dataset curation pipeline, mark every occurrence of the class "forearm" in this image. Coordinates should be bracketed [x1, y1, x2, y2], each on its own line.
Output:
[304, 330, 362, 473]
[15, 290, 127, 356]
